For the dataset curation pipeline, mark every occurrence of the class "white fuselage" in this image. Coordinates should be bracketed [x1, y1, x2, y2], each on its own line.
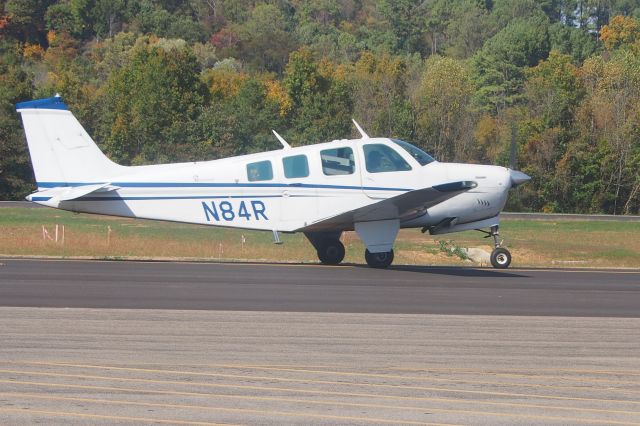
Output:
[31, 137, 511, 233]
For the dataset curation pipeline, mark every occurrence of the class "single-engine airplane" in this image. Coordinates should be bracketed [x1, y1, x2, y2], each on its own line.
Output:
[17, 95, 530, 268]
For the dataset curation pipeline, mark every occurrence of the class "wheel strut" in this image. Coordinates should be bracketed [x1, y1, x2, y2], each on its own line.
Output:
[478, 225, 512, 269]
[489, 225, 502, 248]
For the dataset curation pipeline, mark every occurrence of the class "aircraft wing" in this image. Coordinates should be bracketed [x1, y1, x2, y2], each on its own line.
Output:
[28, 183, 119, 203]
[298, 180, 477, 232]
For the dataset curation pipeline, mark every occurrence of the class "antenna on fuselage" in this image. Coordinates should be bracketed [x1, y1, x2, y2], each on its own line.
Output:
[352, 119, 369, 139]
[272, 130, 291, 149]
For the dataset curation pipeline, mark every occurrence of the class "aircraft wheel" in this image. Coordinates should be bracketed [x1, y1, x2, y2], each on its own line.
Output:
[490, 247, 511, 269]
[365, 249, 394, 268]
[317, 240, 345, 265]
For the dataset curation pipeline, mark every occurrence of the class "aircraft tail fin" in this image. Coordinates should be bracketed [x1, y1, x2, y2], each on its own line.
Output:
[16, 95, 126, 189]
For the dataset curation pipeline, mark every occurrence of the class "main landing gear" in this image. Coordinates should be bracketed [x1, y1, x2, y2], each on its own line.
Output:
[305, 231, 396, 268]
[479, 225, 512, 269]
[305, 232, 345, 265]
[316, 239, 345, 265]
[365, 249, 394, 268]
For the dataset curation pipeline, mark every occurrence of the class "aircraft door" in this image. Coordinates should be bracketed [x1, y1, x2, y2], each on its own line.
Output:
[314, 146, 365, 221]
[279, 154, 317, 229]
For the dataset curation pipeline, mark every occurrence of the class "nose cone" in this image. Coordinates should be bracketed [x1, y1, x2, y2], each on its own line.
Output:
[509, 169, 531, 187]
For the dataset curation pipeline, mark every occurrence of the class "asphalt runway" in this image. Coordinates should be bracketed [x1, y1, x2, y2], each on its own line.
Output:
[0, 258, 639, 316]
[2, 259, 640, 425]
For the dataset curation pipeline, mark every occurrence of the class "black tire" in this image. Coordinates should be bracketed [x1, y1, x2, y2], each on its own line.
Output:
[365, 249, 394, 268]
[490, 247, 511, 269]
[317, 239, 345, 265]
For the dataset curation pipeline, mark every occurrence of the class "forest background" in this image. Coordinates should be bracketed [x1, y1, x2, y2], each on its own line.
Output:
[1, 0, 639, 214]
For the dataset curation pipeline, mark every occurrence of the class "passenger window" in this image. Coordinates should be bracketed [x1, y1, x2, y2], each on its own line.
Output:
[363, 144, 412, 173]
[283, 155, 309, 179]
[320, 147, 355, 175]
[246, 160, 273, 181]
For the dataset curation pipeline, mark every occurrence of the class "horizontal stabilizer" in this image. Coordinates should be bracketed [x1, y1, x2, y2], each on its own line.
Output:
[27, 183, 118, 204]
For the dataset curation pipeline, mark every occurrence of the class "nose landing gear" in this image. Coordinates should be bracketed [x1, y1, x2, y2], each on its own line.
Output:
[479, 225, 512, 269]
[491, 247, 511, 269]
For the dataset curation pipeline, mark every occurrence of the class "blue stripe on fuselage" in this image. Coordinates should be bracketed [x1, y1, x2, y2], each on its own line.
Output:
[31, 194, 317, 202]
[75, 195, 287, 201]
[36, 181, 412, 192]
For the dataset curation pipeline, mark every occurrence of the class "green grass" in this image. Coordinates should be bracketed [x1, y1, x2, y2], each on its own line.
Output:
[0, 207, 638, 268]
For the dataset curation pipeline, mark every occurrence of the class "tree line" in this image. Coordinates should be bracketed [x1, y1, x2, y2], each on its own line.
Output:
[1, 0, 639, 214]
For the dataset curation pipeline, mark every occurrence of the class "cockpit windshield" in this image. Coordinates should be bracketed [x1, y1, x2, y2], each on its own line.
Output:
[391, 139, 435, 166]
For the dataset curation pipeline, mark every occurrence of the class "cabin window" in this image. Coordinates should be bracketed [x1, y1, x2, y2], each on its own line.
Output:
[363, 144, 412, 173]
[320, 147, 355, 175]
[246, 160, 273, 181]
[283, 155, 309, 178]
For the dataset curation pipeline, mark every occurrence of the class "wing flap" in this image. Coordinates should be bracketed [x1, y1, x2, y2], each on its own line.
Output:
[298, 180, 476, 232]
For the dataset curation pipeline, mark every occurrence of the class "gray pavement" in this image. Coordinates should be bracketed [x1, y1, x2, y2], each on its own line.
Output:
[1, 259, 639, 425]
[0, 259, 639, 317]
[0, 308, 639, 425]
[502, 211, 640, 222]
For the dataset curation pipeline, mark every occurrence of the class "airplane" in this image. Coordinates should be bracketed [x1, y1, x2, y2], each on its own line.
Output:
[16, 95, 530, 269]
